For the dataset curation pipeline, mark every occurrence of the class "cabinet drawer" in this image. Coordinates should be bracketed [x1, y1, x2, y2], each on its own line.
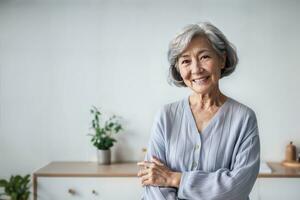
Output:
[37, 177, 143, 200]
[256, 178, 300, 200]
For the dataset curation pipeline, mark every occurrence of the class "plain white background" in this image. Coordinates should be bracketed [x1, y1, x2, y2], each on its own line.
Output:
[1, 0, 300, 178]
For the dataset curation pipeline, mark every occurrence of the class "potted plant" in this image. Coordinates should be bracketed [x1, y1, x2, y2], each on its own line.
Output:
[88, 106, 123, 165]
[0, 174, 30, 200]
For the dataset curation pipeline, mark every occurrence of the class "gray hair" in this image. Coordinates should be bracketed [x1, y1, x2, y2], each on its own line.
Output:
[167, 22, 238, 87]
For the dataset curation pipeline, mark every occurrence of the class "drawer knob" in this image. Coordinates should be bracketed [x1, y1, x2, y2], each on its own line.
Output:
[92, 189, 98, 195]
[68, 188, 76, 195]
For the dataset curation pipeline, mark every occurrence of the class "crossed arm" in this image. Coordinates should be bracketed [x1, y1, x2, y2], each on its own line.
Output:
[138, 135, 259, 200]
[137, 156, 181, 188]
[137, 109, 260, 200]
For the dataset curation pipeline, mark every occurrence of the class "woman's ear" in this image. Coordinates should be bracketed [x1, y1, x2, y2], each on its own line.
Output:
[220, 52, 226, 69]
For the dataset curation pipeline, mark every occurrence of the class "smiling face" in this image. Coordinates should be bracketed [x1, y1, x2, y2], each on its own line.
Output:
[177, 35, 226, 95]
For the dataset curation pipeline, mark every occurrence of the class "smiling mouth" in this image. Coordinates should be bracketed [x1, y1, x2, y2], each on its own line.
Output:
[192, 76, 210, 84]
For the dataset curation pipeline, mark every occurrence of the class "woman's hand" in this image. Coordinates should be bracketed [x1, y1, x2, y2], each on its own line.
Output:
[137, 156, 181, 188]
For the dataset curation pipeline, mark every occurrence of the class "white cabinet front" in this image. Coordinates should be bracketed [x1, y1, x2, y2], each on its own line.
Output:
[38, 177, 143, 200]
[256, 178, 300, 200]
[38, 177, 300, 200]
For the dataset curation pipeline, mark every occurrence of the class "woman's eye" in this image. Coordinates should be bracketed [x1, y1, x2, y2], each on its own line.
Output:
[181, 60, 190, 64]
[201, 55, 210, 60]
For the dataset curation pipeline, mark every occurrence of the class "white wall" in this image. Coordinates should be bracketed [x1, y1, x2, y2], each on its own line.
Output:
[1, 0, 300, 177]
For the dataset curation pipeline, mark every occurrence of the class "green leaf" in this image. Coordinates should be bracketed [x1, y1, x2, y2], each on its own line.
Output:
[88, 106, 124, 150]
[108, 122, 113, 128]
[0, 180, 8, 187]
[114, 125, 122, 132]
[0, 174, 30, 199]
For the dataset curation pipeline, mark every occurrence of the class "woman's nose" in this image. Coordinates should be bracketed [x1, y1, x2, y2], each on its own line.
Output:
[191, 59, 203, 74]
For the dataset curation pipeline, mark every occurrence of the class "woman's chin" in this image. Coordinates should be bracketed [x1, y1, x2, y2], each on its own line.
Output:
[190, 85, 212, 95]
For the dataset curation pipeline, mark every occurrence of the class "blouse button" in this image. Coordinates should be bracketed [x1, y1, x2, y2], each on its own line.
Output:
[192, 161, 198, 169]
[195, 144, 200, 150]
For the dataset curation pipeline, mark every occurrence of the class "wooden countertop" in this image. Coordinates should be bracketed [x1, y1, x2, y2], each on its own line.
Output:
[33, 161, 300, 178]
[34, 162, 139, 177]
[259, 162, 300, 178]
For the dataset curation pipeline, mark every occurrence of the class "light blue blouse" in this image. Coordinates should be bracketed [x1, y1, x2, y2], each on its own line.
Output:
[142, 96, 260, 200]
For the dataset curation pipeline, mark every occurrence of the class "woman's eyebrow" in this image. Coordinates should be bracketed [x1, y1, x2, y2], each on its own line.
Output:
[196, 49, 210, 54]
[180, 55, 190, 58]
[180, 49, 210, 58]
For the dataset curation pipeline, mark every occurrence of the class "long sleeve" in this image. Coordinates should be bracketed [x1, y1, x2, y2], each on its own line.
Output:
[141, 108, 177, 200]
[178, 119, 260, 200]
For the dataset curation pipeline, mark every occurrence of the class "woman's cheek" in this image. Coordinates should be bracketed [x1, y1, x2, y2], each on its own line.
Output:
[180, 69, 190, 80]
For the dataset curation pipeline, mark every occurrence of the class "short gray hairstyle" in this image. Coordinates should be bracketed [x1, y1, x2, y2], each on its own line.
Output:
[167, 22, 238, 87]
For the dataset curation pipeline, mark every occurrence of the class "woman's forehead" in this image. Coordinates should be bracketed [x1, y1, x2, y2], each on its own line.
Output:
[180, 36, 213, 57]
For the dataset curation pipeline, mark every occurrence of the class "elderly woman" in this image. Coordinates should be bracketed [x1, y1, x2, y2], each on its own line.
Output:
[137, 22, 260, 200]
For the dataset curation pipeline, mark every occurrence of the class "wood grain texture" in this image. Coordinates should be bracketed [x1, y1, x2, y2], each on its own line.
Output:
[34, 162, 140, 177]
[259, 162, 300, 178]
[33, 161, 300, 178]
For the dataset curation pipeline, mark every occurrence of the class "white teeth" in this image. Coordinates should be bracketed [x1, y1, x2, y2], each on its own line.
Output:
[193, 77, 209, 84]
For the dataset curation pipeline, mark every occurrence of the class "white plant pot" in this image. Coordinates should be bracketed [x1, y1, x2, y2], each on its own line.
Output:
[97, 149, 111, 165]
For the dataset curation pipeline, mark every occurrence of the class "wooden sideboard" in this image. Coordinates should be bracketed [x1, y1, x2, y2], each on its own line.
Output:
[33, 162, 141, 200]
[259, 162, 300, 178]
[33, 162, 300, 200]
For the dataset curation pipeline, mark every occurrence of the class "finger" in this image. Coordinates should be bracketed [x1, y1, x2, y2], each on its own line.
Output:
[141, 171, 153, 186]
[151, 156, 164, 166]
[137, 161, 155, 169]
[137, 169, 148, 177]
[141, 172, 151, 183]
[137, 161, 152, 168]
[142, 178, 155, 187]
[141, 174, 152, 186]
[137, 161, 151, 165]
[142, 179, 150, 186]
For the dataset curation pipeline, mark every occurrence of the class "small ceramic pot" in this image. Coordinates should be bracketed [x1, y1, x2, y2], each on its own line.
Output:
[97, 149, 111, 165]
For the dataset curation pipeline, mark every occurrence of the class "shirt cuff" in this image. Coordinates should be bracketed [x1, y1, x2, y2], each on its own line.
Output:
[177, 171, 189, 198]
